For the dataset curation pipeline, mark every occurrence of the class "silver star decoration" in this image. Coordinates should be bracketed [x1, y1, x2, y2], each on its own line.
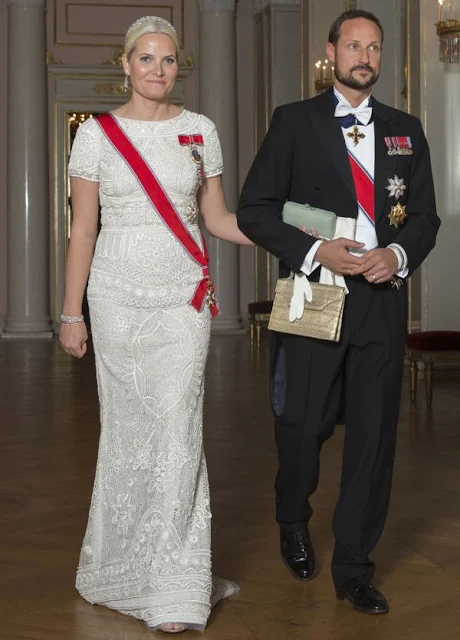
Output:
[386, 175, 406, 199]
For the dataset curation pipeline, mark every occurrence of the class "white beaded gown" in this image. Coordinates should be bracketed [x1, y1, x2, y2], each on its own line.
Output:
[68, 110, 237, 631]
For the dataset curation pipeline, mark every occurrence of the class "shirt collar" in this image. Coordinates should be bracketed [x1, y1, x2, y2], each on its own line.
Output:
[333, 87, 372, 110]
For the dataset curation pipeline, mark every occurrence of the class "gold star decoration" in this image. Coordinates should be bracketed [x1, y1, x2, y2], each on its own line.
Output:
[388, 203, 408, 228]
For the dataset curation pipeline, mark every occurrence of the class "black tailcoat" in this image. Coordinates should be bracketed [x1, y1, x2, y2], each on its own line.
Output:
[236, 88, 440, 588]
[237, 87, 440, 278]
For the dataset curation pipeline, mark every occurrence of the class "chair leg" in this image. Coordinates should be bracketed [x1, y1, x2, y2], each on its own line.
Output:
[249, 318, 254, 348]
[409, 360, 418, 403]
[255, 320, 261, 350]
[425, 362, 433, 408]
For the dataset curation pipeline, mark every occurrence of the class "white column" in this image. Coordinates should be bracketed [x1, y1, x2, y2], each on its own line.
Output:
[199, 0, 242, 331]
[3, 0, 52, 337]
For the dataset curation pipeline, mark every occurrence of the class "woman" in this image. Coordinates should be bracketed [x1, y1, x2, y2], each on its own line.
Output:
[60, 16, 251, 634]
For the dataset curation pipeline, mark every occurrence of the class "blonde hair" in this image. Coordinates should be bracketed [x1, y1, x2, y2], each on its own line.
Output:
[125, 16, 180, 59]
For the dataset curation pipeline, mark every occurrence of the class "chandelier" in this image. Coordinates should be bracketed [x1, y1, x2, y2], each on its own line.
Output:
[436, 0, 460, 63]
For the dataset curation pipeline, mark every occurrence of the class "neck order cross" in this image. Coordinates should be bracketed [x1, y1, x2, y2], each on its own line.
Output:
[347, 125, 366, 147]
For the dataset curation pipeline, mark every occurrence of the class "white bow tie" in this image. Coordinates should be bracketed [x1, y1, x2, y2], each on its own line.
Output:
[334, 103, 373, 125]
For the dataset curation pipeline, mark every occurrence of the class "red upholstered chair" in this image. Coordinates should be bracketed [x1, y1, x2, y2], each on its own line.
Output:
[248, 300, 273, 349]
[406, 331, 460, 407]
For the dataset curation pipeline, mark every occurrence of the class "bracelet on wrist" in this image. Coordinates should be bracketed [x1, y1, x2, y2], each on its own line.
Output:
[60, 314, 84, 324]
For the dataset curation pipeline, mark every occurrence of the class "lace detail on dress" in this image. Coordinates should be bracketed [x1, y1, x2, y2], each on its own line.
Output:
[68, 111, 223, 229]
[68, 118, 101, 181]
[76, 305, 213, 629]
[69, 112, 233, 631]
[87, 226, 204, 311]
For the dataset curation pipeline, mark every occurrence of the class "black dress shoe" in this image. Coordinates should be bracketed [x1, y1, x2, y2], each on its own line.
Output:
[336, 577, 389, 614]
[280, 529, 316, 581]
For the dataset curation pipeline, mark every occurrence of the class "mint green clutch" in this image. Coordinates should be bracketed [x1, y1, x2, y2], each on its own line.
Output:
[282, 201, 336, 240]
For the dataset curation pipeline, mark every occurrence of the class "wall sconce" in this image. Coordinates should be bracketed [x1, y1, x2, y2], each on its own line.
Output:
[314, 59, 334, 93]
[436, 0, 460, 63]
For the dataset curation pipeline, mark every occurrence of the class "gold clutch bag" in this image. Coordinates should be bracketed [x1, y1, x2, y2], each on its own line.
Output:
[268, 277, 346, 342]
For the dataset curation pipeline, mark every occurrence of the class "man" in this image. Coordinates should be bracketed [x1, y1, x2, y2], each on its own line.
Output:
[237, 10, 440, 614]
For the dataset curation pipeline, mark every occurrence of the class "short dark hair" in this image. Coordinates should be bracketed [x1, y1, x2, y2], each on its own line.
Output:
[328, 10, 384, 47]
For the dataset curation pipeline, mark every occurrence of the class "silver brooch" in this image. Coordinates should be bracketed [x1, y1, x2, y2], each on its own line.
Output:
[386, 175, 406, 200]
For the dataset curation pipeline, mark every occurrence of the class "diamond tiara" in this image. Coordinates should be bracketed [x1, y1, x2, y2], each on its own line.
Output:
[125, 16, 178, 46]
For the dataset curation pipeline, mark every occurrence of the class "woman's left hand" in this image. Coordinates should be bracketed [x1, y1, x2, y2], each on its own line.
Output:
[300, 225, 319, 238]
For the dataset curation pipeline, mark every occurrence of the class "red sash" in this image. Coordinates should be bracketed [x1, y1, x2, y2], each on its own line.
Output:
[347, 151, 375, 224]
[96, 113, 218, 317]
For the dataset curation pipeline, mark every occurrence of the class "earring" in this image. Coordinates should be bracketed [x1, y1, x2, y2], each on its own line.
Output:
[123, 75, 129, 92]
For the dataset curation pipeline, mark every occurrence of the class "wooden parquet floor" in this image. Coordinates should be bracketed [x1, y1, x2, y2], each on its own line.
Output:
[1, 335, 460, 640]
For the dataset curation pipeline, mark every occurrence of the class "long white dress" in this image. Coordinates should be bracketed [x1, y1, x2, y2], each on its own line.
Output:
[68, 110, 235, 631]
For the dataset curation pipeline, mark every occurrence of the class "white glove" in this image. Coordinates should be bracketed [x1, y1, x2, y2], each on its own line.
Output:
[289, 273, 313, 322]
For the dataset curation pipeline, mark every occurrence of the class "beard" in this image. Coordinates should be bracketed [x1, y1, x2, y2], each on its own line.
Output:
[334, 64, 379, 90]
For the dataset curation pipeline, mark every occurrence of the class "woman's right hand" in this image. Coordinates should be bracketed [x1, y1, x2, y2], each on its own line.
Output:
[300, 225, 319, 238]
[59, 322, 88, 358]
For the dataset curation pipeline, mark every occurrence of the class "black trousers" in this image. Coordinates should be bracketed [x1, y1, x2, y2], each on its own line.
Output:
[270, 276, 407, 588]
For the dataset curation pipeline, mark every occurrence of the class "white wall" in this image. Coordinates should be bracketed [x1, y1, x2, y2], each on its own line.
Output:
[306, 0, 405, 107]
[420, 0, 460, 329]
[307, 0, 344, 97]
[359, 0, 405, 108]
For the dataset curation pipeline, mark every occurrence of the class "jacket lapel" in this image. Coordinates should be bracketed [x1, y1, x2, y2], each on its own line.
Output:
[308, 90, 356, 200]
